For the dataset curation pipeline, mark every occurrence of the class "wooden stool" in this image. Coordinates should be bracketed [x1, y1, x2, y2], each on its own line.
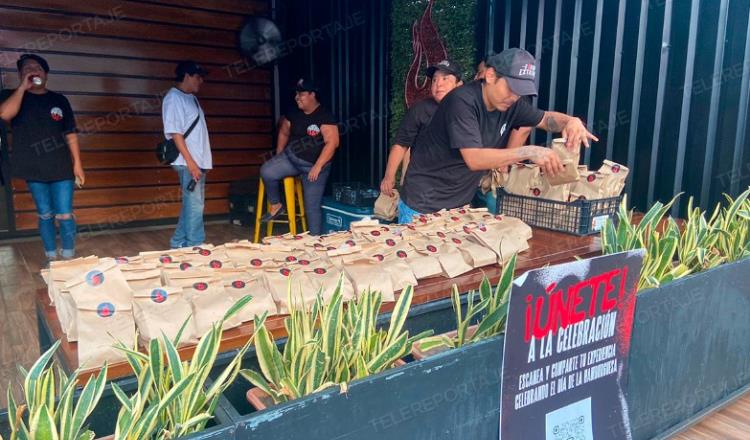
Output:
[253, 176, 307, 242]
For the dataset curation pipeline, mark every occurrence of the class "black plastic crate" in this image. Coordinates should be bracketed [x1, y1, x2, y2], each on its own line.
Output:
[495, 188, 622, 236]
[331, 182, 379, 207]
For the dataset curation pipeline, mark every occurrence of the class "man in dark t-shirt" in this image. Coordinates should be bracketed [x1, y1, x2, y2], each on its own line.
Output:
[399, 48, 598, 221]
[0, 54, 85, 262]
[259, 78, 340, 235]
[380, 59, 462, 196]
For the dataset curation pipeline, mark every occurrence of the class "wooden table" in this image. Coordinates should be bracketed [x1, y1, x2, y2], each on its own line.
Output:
[36, 228, 601, 381]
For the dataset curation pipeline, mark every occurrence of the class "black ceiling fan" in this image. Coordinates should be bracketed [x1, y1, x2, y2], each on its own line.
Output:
[238, 17, 283, 66]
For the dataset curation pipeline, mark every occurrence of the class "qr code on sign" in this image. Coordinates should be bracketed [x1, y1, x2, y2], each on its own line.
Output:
[545, 397, 593, 440]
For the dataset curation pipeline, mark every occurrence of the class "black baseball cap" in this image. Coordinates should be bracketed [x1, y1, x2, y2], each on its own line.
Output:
[295, 78, 319, 93]
[486, 48, 538, 96]
[17, 54, 50, 73]
[426, 59, 462, 81]
[175, 60, 208, 80]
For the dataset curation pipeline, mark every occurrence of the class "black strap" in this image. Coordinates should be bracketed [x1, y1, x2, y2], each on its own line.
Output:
[183, 97, 201, 140]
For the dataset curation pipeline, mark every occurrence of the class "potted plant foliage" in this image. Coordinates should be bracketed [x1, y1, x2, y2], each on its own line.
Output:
[410, 254, 516, 360]
[241, 278, 432, 410]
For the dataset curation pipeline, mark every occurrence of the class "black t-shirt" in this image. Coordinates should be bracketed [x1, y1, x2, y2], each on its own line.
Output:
[284, 105, 338, 164]
[393, 98, 438, 148]
[0, 89, 76, 181]
[402, 81, 545, 213]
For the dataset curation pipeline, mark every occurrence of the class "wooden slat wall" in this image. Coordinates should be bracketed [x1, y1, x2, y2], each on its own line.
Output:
[0, 0, 272, 231]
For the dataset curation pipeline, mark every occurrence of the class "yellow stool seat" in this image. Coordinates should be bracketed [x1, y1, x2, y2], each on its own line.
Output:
[253, 176, 307, 242]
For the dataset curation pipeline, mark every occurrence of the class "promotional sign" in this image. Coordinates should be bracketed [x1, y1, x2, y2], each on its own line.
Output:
[500, 250, 644, 439]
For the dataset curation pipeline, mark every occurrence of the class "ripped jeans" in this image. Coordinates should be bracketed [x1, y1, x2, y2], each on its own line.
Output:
[27, 179, 76, 258]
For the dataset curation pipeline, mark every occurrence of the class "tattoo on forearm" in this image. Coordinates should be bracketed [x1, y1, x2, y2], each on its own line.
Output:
[546, 115, 562, 132]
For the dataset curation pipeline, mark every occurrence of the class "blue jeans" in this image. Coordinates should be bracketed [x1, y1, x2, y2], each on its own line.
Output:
[398, 199, 422, 225]
[27, 179, 76, 258]
[260, 148, 331, 235]
[171, 166, 206, 248]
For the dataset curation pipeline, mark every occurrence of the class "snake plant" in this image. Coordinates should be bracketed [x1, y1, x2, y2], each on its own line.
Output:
[602, 189, 750, 291]
[5, 340, 108, 440]
[111, 295, 253, 440]
[712, 187, 750, 262]
[415, 254, 516, 353]
[240, 276, 432, 404]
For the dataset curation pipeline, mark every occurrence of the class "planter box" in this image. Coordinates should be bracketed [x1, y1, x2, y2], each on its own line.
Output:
[186, 336, 505, 440]
[7, 259, 749, 439]
[626, 257, 750, 439]
[186, 258, 750, 440]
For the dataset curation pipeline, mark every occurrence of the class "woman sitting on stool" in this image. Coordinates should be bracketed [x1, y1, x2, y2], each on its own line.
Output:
[260, 79, 339, 235]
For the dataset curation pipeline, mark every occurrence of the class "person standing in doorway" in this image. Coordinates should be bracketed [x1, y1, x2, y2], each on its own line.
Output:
[162, 60, 211, 248]
[0, 54, 85, 264]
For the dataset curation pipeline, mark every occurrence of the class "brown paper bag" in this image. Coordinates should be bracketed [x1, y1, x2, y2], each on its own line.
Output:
[358, 244, 417, 292]
[374, 190, 399, 221]
[225, 242, 261, 262]
[304, 265, 356, 303]
[469, 223, 530, 264]
[132, 286, 197, 346]
[570, 171, 607, 200]
[139, 250, 186, 265]
[57, 258, 132, 342]
[231, 250, 286, 277]
[176, 244, 221, 263]
[326, 244, 364, 268]
[383, 258, 418, 292]
[344, 258, 395, 301]
[479, 168, 509, 195]
[271, 232, 319, 251]
[538, 180, 572, 202]
[545, 138, 581, 186]
[77, 302, 134, 368]
[598, 160, 629, 197]
[262, 267, 318, 314]
[410, 239, 473, 278]
[66, 260, 135, 366]
[181, 276, 242, 335]
[162, 270, 219, 289]
[113, 256, 143, 265]
[504, 163, 538, 196]
[213, 267, 256, 282]
[387, 243, 442, 280]
[123, 268, 163, 291]
[446, 234, 498, 268]
[223, 276, 278, 322]
[494, 215, 533, 240]
[48, 256, 100, 304]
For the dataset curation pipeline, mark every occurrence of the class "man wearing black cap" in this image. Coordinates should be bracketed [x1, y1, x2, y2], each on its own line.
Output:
[162, 60, 211, 248]
[259, 78, 339, 235]
[399, 48, 598, 222]
[380, 59, 463, 197]
[0, 54, 85, 263]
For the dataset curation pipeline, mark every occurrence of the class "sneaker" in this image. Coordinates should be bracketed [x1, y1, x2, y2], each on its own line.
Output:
[43, 255, 57, 269]
[261, 206, 287, 222]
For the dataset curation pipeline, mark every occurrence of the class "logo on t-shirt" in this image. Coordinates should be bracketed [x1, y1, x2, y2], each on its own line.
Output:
[306, 124, 321, 137]
[500, 123, 507, 137]
[50, 107, 63, 122]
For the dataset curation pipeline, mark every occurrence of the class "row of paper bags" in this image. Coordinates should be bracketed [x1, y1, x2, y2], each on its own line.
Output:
[42, 207, 533, 367]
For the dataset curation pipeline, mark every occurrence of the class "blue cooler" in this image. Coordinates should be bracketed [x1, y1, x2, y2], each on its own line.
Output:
[321, 196, 374, 233]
